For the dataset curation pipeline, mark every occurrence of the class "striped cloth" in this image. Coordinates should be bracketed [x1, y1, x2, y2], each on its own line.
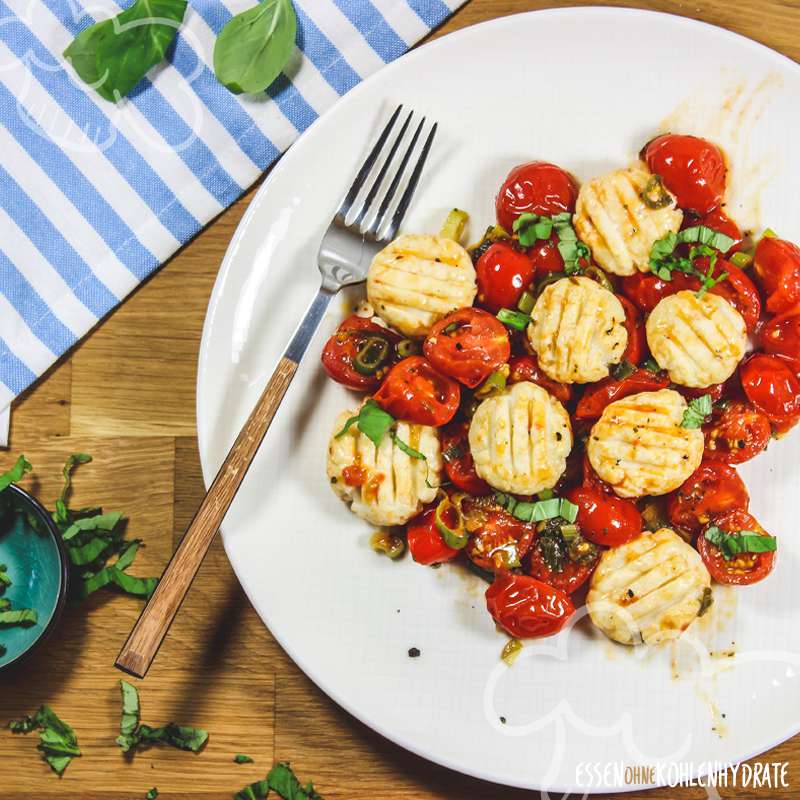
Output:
[0, 0, 463, 445]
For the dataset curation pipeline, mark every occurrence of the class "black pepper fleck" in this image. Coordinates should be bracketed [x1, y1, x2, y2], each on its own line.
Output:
[408, 647, 421, 658]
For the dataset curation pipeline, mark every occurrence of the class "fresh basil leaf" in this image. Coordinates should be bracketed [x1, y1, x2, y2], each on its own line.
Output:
[0, 608, 37, 627]
[81, 566, 158, 599]
[392, 434, 426, 460]
[678, 225, 735, 252]
[335, 400, 395, 449]
[267, 761, 324, 799]
[114, 540, 141, 571]
[650, 231, 678, 263]
[235, 779, 270, 800]
[0, 455, 32, 492]
[10, 706, 80, 774]
[214, 0, 297, 95]
[681, 394, 713, 429]
[67, 535, 114, 566]
[63, 21, 114, 89]
[704, 526, 777, 560]
[234, 753, 254, 764]
[62, 511, 123, 541]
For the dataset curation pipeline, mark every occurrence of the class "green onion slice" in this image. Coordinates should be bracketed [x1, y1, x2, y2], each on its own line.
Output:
[397, 338, 420, 358]
[352, 335, 391, 376]
[496, 308, 531, 330]
[475, 367, 508, 399]
[729, 251, 753, 269]
[517, 290, 536, 315]
[435, 494, 468, 549]
[440, 208, 469, 243]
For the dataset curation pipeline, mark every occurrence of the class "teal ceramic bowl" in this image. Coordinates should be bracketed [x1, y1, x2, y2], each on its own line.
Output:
[0, 484, 68, 672]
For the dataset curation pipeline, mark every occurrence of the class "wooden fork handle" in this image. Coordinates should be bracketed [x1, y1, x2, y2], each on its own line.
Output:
[115, 356, 298, 678]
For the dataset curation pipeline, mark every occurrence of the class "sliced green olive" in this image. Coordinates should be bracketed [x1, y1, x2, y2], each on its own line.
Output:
[353, 335, 391, 375]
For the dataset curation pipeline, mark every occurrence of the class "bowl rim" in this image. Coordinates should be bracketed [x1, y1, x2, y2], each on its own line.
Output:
[0, 483, 69, 673]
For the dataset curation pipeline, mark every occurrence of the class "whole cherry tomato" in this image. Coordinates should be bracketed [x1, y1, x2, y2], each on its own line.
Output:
[528, 544, 597, 594]
[704, 400, 771, 464]
[698, 509, 776, 586]
[495, 161, 578, 233]
[528, 232, 565, 276]
[618, 295, 646, 365]
[440, 421, 491, 495]
[467, 510, 535, 573]
[753, 236, 800, 315]
[321, 315, 400, 391]
[423, 308, 510, 388]
[486, 573, 575, 638]
[740, 353, 800, 423]
[508, 354, 572, 405]
[565, 486, 642, 547]
[667, 461, 749, 533]
[475, 241, 536, 314]
[690, 207, 742, 254]
[406, 507, 459, 566]
[761, 312, 800, 367]
[374, 356, 460, 426]
[621, 270, 700, 313]
[574, 369, 670, 420]
[643, 134, 727, 215]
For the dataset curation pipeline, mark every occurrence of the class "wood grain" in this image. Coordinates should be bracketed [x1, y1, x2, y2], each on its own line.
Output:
[2, 2, 800, 798]
[117, 356, 298, 678]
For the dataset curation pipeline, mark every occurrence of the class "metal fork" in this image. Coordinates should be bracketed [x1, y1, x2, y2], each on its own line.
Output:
[116, 106, 437, 678]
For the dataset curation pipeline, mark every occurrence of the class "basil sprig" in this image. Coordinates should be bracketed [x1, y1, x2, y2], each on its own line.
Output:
[335, 400, 426, 460]
[513, 212, 590, 274]
[9, 706, 81, 774]
[64, 0, 188, 102]
[214, 0, 297, 94]
[704, 525, 777, 561]
[681, 394, 713, 429]
[494, 491, 579, 524]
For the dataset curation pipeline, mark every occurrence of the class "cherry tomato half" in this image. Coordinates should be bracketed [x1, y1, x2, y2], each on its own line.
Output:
[753, 236, 800, 315]
[495, 161, 578, 233]
[440, 421, 491, 495]
[643, 134, 727, 215]
[667, 461, 749, 533]
[621, 270, 700, 314]
[704, 400, 771, 464]
[761, 312, 800, 367]
[475, 241, 535, 314]
[467, 510, 535, 573]
[619, 295, 646, 366]
[486, 573, 575, 638]
[574, 369, 670, 420]
[374, 356, 460, 427]
[565, 486, 642, 547]
[321, 315, 400, 391]
[406, 507, 459, 565]
[508, 354, 572, 405]
[423, 308, 510, 388]
[528, 543, 597, 594]
[740, 353, 800, 424]
[698, 509, 775, 586]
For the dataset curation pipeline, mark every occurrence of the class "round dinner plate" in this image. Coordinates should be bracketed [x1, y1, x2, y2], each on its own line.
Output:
[197, 8, 800, 792]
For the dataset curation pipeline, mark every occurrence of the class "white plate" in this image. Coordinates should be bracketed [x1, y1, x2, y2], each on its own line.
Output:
[197, 8, 800, 792]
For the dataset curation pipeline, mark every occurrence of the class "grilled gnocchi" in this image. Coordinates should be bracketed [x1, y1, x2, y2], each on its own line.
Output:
[527, 276, 627, 383]
[319, 132, 788, 647]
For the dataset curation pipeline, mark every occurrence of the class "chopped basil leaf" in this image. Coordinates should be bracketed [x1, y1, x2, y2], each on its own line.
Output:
[681, 394, 713, 429]
[146, 790, 158, 800]
[267, 762, 325, 799]
[235, 779, 270, 800]
[494, 492, 578, 524]
[496, 308, 531, 330]
[234, 754, 254, 764]
[704, 525, 777, 561]
[611, 360, 636, 381]
[0, 608, 37, 627]
[392, 434, 426, 461]
[119, 679, 140, 736]
[642, 357, 661, 373]
[335, 399, 394, 449]
[62, 511, 123, 541]
[0, 454, 32, 492]
[9, 705, 81, 774]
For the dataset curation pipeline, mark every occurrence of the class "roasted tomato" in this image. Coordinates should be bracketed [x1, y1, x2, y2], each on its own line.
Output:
[321, 315, 400, 391]
[698, 509, 776, 586]
[740, 353, 800, 424]
[423, 308, 510, 388]
[528, 547, 597, 594]
[667, 461, 749, 533]
[704, 400, 771, 464]
[690, 207, 742, 254]
[406, 507, 459, 565]
[565, 486, 642, 547]
[761, 312, 800, 367]
[495, 161, 578, 233]
[621, 270, 700, 313]
[753, 236, 800, 315]
[486, 573, 575, 638]
[642, 134, 726, 215]
[475, 241, 535, 314]
[679, 382, 725, 403]
[508, 354, 572, 405]
[440, 421, 491, 495]
[528, 232, 564, 276]
[374, 356, 460, 427]
[467, 510, 535, 573]
[619, 295, 646, 366]
[574, 369, 670, 420]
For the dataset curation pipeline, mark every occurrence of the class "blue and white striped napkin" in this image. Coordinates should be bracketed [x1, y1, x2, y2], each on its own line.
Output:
[0, 0, 464, 444]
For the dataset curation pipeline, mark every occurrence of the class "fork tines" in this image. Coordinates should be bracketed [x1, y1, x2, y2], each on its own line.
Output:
[335, 105, 437, 244]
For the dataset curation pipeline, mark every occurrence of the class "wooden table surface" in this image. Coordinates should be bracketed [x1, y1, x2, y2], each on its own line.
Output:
[2, 2, 800, 798]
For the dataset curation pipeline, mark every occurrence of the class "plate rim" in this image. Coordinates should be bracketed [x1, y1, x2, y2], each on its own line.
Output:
[196, 6, 800, 792]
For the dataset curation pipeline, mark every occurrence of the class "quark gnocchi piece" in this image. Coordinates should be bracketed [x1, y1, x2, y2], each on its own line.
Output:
[327, 408, 441, 526]
[646, 290, 748, 388]
[573, 164, 683, 276]
[527, 276, 628, 383]
[468, 381, 572, 494]
[587, 528, 712, 645]
[366, 234, 477, 338]
[587, 389, 704, 497]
